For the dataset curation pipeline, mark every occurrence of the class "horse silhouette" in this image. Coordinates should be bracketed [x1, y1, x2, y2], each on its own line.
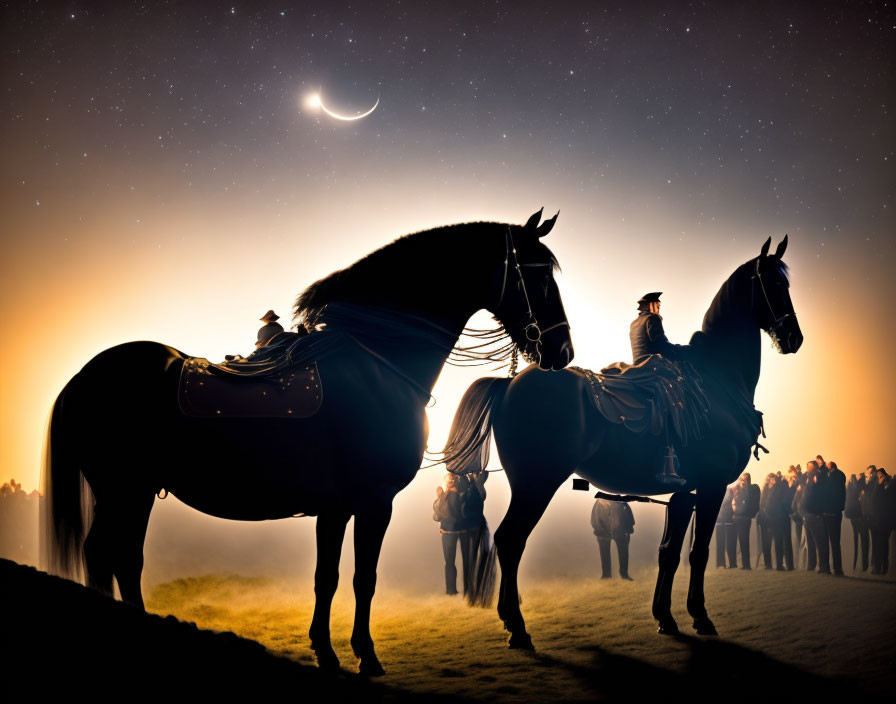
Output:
[42, 210, 574, 675]
[444, 236, 802, 647]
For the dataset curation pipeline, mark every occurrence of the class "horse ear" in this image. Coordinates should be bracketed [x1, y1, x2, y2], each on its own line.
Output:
[774, 234, 788, 259]
[759, 237, 771, 258]
[524, 208, 544, 232]
[536, 210, 559, 238]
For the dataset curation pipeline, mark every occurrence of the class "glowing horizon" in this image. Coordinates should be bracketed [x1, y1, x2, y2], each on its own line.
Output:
[1, 1, 892, 508]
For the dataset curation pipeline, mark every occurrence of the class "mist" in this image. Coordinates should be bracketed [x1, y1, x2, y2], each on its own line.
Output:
[139, 469, 672, 593]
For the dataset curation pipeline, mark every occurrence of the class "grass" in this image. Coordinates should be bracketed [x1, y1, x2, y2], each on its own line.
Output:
[147, 566, 896, 701]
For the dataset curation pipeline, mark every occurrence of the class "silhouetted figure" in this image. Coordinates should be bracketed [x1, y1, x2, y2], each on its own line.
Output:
[727, 473, 760, 569]
[627, 292, 687, 487]
[846, 473, 869, 572]
[629, 292, 681, 365]
[886, 469, 896, 574]
[823, 460, 846, 575]
[759, 473, 787, 570]
[256, 309, 285, 348]
[591, 499, 636, 580]
[867, 467, 892, 575]
[790, 464, 808, 567]
[860, 465, 877, 571]
[758, 474, 773, 568]
[439, 236, 802, 641]
[433, 471, 487, 595]
[771, 473, 792, 569]
[780, 466, 798, 570]
[802, 460, 831, 574]
[42, 211, 575, 676]
[716, 486, 736, 568]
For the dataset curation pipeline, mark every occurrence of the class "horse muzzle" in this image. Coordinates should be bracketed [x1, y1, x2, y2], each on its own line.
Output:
[536, 324, 574, 370]
[774, 315, 803, 354]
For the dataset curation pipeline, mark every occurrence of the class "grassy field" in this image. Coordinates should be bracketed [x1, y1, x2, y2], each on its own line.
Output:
[148, 566, 896, 701]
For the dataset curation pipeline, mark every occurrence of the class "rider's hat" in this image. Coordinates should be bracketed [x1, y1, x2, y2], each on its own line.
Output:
[637, 292, 662, 305]
[260, 310, 280, 323]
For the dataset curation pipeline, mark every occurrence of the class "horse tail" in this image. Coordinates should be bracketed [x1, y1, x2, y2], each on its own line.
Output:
[42, 382, 91, 581]
[441, 377, 511, 473]
[467, 520, 498, 608]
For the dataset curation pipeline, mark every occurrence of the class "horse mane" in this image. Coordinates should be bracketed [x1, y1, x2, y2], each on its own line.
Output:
[293, 221, 502, 326]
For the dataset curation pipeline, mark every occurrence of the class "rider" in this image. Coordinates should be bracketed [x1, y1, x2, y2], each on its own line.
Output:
[630, 292, 686, 486]
[629, 292, 680, 365]
[256, 310, 285, 349]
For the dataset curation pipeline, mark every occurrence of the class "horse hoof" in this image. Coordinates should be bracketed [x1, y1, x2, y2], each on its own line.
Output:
[315, 651, 341, 672]
[693, 618, 718, 636]
[507, 632, 534, 650]
[311, 642, 341, 672]
[359, 654, 386, 677]
[657, 620, 679, 635]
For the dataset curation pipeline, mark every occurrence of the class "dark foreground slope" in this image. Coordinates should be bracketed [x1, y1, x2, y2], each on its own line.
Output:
[4, 558, 894, 702]
[0, 559, 467, 702]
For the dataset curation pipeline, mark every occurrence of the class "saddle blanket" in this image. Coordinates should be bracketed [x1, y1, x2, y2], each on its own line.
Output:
[178, 357, 322, 419]
[572, 355, 710, 446]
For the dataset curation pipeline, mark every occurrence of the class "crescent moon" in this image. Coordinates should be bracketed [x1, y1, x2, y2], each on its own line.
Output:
[317, 94, 379, 121]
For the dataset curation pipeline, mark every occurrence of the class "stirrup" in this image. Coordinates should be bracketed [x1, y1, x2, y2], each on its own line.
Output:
[656, 445, 686, 487]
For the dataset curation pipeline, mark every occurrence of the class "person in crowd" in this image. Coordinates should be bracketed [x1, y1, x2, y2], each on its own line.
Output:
[788, 464, 805, 567]
[794, 462, 818, 571]
[433, 472, 487, 595]
[727, 473, 760, 569]
[591, 498, 636, 580]
[868, 467, 892, 575]
[759, 473, 789, 570]
[860, 465, 877, 566]
[716, 484, 736, 568]
[823, 460, 846, 576]
[779, 467, 796, 570]
[770, 470, 792, 570]
[758, 473, 776, 569]
[802, 460, 831, 574]
[886, 468, 896, 574]
[846, 473, 870, 572]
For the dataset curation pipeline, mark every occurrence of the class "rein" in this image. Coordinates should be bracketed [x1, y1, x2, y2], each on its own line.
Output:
[347, 334, 436, 407]
[498, 226, 570, 364]
[751, 257, 793, 342]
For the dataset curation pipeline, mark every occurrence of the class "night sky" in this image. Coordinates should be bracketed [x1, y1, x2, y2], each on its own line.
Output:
[1, 1, 894, 494]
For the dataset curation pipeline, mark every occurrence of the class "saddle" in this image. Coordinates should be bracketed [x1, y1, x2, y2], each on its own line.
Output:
[572, 355, 710, 446]
[178, 354, 322, 419]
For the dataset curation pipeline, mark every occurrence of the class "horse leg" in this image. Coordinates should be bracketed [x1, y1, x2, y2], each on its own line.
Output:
[111, 491, 155, 609]
[687, 485, 726, 635]
[350, 501, 392, 676]
[309, 509, 351, 671]
[84, 491, 154, 608]
[83, 505, 115, 597]
[494, 481, 557, 650]
[652, 491, 696, 635]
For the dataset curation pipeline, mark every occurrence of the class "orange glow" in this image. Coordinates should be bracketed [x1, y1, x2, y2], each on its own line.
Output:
[1, 172, 893, 499]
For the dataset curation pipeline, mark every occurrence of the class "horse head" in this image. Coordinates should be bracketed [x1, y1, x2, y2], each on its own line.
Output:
[491, 209, 574, 370]
[752, 235, 803, 354]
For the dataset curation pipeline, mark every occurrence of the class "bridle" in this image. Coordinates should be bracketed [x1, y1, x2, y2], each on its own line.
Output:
[751, 257, 794, 341]
[497, 226, 570, 362]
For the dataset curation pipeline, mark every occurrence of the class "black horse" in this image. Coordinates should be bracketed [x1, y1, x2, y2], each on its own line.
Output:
[444, 236, 802, 646]
[43, 210, 574, 675]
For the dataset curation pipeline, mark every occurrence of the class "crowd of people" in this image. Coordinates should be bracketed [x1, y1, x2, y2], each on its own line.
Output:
[0, 479, 41, 566]
[715, 456, 895, 576]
